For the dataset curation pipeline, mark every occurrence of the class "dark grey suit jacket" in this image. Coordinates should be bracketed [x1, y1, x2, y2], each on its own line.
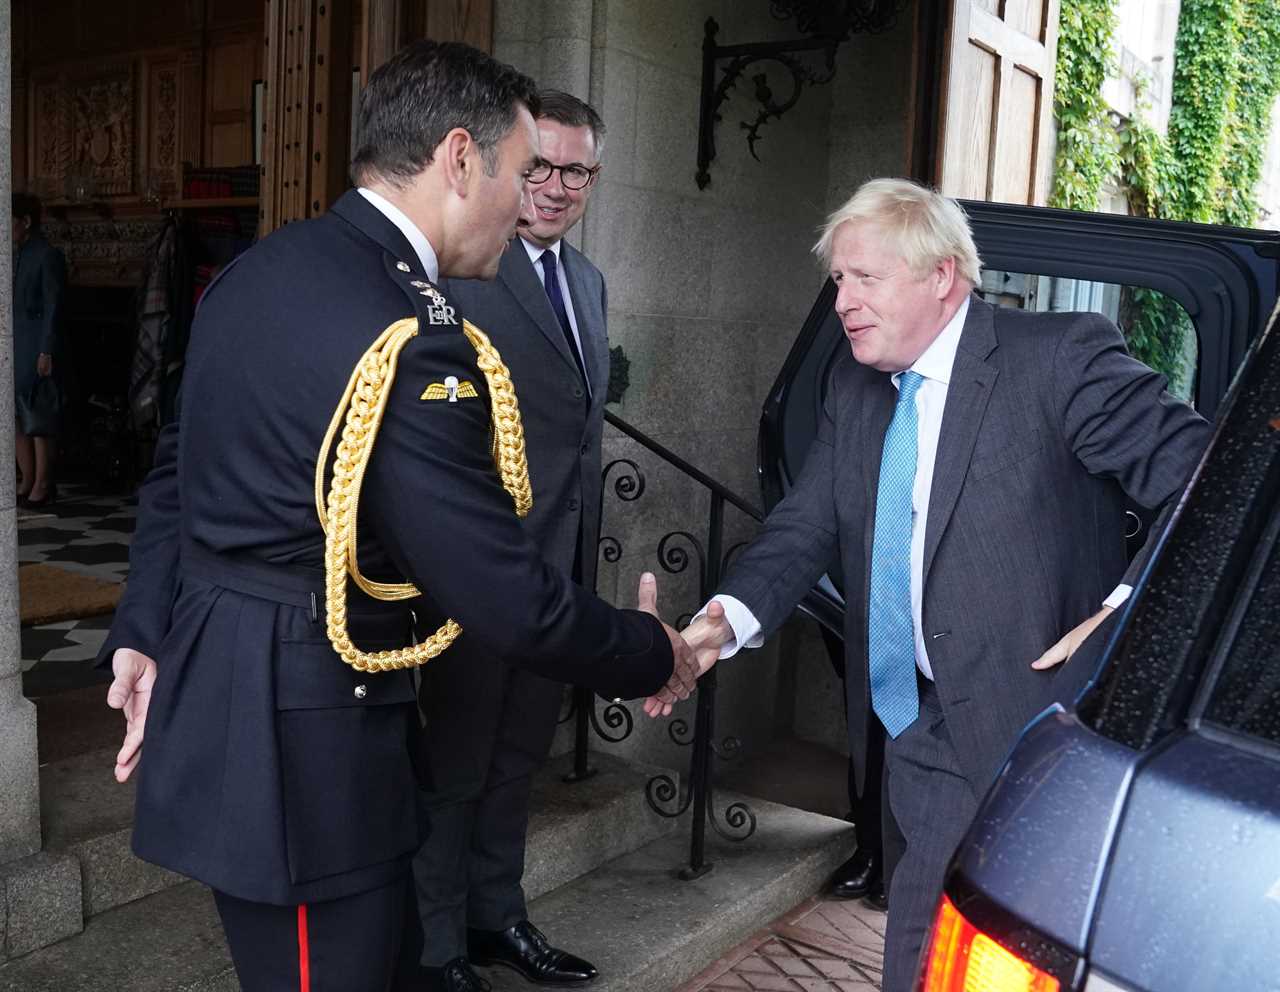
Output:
[442, 238, 608, 588]
[719, 295, 1209, 795]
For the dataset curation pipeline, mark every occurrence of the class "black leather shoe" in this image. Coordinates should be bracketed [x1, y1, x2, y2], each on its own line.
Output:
[863, 878, 889, 912]
[469, 920, 598, 986]
[830, 848, 882, 900]
[420, 957, 491, 992]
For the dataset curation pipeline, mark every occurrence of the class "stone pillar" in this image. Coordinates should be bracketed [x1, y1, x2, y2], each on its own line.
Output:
[492, 0, 592, 99]
[492, 0, 593, 256]
[0, 0, 43, 866]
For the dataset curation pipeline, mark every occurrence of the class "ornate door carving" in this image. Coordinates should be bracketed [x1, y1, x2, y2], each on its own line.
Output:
[30, 64, 137, 200]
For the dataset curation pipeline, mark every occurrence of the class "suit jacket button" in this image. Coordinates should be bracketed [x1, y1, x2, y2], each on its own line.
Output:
[573, 386, 584, 398]
[580, 442, 589, 455]
[354, 684, 368, 699]
[568, 498, 579, 511]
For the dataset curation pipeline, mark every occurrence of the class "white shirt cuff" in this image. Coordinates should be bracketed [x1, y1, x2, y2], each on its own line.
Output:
[692, 595, 764, 659]
[1102, 584, 1132, 610]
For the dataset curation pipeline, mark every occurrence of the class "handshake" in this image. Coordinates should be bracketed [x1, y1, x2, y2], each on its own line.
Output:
[634, 571, 734, 720]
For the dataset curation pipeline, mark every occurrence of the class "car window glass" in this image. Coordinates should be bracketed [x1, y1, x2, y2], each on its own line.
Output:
[1203, 509, 1280, 746]
[979, 271, 1198, 402]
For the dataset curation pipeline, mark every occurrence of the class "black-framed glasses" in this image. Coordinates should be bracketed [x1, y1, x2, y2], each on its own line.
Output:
[527, 161, 601, 190]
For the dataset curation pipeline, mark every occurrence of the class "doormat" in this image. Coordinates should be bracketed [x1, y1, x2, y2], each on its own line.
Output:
[19, 563, 123, 627]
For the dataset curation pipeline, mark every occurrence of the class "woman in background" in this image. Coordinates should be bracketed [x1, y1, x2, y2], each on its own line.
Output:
[12, 192, 66, 507]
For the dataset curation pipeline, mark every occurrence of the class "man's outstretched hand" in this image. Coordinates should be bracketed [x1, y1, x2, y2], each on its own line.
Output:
[635, 575, 735, 719]
[643, 601, 735, 717]
[636, 572, 701, 710]
[107, 648, 157, 783]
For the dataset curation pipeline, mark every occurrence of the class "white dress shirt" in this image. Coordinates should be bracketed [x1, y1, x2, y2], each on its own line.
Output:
[522, 236, 590, 393]
[357, 187, 440, 283]
[705, 296, 1130, 670]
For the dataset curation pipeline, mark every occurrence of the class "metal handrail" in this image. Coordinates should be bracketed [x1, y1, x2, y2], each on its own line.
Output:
[604, 411, 764, 522]
[563, 410, 765, 878]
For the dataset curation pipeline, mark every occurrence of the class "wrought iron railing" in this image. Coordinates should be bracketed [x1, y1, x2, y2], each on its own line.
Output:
[561, 410, 766, 879]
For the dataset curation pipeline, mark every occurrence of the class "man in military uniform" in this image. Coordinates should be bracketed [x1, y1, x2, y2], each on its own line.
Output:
[404, 91, 614, 991]
[101, 42, 715, 992]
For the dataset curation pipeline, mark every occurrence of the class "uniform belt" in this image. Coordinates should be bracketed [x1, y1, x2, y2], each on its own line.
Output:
[179, 539, 420, 644]
[181, 540, 324, 616]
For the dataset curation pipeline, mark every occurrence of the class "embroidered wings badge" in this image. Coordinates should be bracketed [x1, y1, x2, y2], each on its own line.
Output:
[421, 375, 479, 403]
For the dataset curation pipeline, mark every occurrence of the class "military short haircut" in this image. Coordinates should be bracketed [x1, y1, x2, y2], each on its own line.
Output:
[12, 193, 42, 229]
[535, 90, 607, 159]
[351, 40, 540, 188]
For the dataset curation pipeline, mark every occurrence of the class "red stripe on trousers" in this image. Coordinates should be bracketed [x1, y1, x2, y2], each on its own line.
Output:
[297, 904, 311, 992]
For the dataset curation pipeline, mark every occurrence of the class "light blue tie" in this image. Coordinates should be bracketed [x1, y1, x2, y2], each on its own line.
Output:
[868, 371, 924, 738]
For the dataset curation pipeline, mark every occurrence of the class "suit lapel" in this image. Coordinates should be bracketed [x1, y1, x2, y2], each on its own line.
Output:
[860, 373, 897, 506]
[859, 371, 897, 585]
[499, 241, 584, 381]
[922, 297, 999, 584]
[561, 243, 606, 395]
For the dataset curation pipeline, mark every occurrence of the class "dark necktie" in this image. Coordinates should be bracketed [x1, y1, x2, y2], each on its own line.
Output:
[539, 250, 588, 385]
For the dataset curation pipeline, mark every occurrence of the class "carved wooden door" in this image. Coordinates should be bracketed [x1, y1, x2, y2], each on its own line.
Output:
[365, 0, 494, 83]
[262, 0, 495, 234]
[261, 0, 354, 231]
[935, 0, 1060, 205]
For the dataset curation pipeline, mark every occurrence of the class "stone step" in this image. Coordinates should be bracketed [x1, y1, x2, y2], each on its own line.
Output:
[32, 746, 675, 928]
[0, 882, 234, 992]
[0, 794, 855, 991]
[523, 751, 680, 901]
[40, 747, 184, 920]
[486, 793, 857, 992]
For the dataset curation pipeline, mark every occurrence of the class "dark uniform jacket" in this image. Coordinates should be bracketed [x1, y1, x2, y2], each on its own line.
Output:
[98, 190, 673, 905]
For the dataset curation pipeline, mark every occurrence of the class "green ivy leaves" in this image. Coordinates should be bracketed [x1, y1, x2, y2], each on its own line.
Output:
[1218, 0, 1280, 226]
[1166, 0, 1246, 223]
[1051, 0, 1280, 384]
[1050, 0, 1119, 212]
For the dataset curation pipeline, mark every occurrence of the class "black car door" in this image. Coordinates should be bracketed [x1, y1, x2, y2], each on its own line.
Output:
[758, 201, 1280, 633]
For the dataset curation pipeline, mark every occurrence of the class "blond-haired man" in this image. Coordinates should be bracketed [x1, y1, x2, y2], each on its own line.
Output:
[675, 178, 1208, 991]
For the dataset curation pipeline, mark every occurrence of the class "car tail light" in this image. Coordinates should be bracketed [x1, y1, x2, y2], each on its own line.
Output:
[921, 894, 1061, 992]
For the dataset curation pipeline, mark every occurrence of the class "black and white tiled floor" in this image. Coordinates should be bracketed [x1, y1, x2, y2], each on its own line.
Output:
[18, 483, 136, 694]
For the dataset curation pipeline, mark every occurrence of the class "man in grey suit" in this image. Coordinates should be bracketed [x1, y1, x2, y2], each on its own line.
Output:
[405, 91, 611, 992]
[671, 179, 1209, 992]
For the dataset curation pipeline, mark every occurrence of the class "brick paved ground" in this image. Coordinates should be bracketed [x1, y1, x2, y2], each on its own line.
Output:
[675, 895, 886, 992]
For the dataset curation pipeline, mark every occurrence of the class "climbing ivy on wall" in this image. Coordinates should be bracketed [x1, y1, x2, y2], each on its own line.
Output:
[1049, 0, 1119, 212]
[1218, 0, 1280, 227]
[1163, 0, 1245, 223]
[1050, 0, 1280, 389]
[1053, 0, 1280, 225]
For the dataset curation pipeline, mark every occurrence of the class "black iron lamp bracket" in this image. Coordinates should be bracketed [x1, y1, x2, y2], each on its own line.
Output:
[696, 17, 837, 190]
[695, 2, 907, 191]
